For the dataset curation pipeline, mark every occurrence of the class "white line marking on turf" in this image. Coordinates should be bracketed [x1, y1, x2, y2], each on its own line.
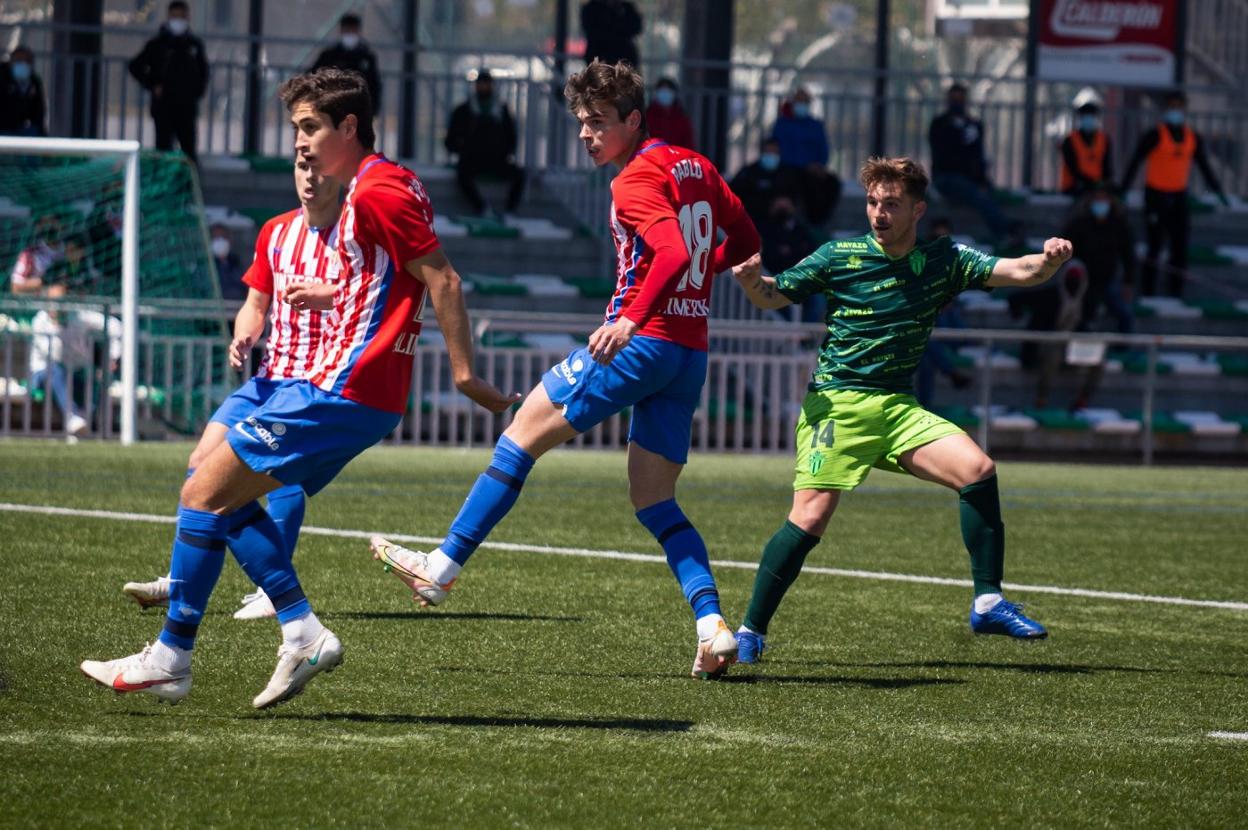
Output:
[1208, 731, 1248, 741]
[2, 501, 1246, 612]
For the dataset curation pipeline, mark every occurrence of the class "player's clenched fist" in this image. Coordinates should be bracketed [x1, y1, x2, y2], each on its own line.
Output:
[1042, 237, 1073, 268]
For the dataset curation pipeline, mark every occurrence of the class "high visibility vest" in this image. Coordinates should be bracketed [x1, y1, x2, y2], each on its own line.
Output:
[1145, 123, 1196, 192]
[1060, 129, 1107, 191]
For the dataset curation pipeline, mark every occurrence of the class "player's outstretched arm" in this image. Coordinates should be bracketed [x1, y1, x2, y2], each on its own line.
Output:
[985, 237, 1074, 288]
[731, 253, 793, 310]
[229, 287, 271, 369]
[407, 249, 521, 414]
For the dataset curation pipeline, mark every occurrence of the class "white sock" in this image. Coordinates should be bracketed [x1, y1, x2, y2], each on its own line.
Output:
[696, 613, 726, 641]
[974, 593, 1004, 614]
[280, 609, 325, 649]
[425, 548, 462, 585]
[149, 640, 190, 672]
[737, 625, 759, 636]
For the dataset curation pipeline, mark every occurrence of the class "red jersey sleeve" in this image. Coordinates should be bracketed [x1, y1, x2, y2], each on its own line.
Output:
[242, 219, 276, 294]
[613, 165, 678, 237]
[355, 177, 440, 270]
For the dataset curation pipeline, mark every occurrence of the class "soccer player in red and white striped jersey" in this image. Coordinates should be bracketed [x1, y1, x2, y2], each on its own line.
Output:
[120, 156, 342, 620]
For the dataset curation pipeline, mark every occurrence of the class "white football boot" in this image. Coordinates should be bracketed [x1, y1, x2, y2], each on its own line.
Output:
[80, 643, 191, 703]
[122, 575, 171, 610]
[252, 628, 343, 709]
[369, 536, 453, 607]
[233, 588, 277, 621]
[691, 620, 739, 680]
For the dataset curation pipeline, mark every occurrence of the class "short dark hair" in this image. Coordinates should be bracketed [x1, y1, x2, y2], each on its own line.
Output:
[948, 83, 968, 96]
[279, 67, 375, 149]
[565, 60, 647, 131]
[1164, 89, 1187, 106]
[339, 13, 361, 28]
[655, 77, 678, 91]
[860, 156, 929, 201]
[168, 1, 188, 13]
[11, 45, 33, 61]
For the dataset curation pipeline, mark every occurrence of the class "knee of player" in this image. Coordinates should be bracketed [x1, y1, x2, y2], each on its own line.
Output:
[971, 455, 997, 483]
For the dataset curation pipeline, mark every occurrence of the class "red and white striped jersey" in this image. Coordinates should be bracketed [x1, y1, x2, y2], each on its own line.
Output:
[306, 154, 439, 413]
[242, 208, 341, 381]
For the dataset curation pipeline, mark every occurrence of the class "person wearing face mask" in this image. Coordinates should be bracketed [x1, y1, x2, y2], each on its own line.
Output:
[1120, 90, 1230, 297]
[644, 78, 695, 151]
[1061, 184, 1135, 337]
[445, 69, 525, 217]
[210, 224, 246, 302]
[1059, 94, 1113, 197]
[769, 88, 841, 226]
[730, 138, 805, 229]
[310, 14, 382, 112]
[0, 45, 47, 136]
[128, 1, 209, 163]
[928, 83, 1013, 240]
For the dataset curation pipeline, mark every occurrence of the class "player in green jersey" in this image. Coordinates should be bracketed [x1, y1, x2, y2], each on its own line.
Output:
[729, 156, 1073, 660]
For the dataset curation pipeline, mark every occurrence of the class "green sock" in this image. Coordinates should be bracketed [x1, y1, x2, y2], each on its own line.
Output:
[742, 520, 822, 635]
[959, 474, 1005, 595]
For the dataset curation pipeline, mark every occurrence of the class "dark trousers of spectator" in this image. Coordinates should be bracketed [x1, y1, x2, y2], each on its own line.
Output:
[801, 171, 842, 226]
[1082, 276, 1134, 334]
[933, 173, 1012, 239]
[456, 157, 525, 214]
[153, 106, 198, 163]
[1141, 188, 1189, 297]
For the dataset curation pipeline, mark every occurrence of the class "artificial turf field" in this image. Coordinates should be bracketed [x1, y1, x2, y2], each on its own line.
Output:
[0, 440, 1245, 828]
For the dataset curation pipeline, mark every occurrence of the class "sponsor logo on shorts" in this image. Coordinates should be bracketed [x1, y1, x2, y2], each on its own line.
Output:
[809, 451, 825, 475]
[556, 357, 586, 386]
[235, 416, 282, 451]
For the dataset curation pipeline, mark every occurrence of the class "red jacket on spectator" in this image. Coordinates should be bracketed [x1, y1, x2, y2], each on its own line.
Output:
[645, 101, 695, 151]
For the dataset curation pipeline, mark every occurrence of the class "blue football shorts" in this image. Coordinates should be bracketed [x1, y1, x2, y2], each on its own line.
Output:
[226, 379, 401, 496]
[209, 376, 290, 427]
[541, 334, 707, 465]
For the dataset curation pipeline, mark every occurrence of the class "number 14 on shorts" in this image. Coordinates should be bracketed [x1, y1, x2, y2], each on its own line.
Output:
[808, 420, 834, 475]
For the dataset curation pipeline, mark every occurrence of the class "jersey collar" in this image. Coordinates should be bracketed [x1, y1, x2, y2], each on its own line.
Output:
[357, 152, 387, 178]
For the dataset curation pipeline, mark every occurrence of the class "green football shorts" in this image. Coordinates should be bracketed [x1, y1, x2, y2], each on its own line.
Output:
[792, 388, 965, 491]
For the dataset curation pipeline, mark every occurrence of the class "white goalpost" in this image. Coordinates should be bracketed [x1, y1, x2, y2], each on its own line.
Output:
[0, 136, 141, 445]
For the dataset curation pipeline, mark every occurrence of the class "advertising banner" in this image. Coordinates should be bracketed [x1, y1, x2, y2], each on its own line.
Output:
[1036, 0, 1180, 86]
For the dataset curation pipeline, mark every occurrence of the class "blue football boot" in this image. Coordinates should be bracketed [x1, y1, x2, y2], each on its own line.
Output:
[969, 598, 1048, 639]
[736, 630, 766, 663]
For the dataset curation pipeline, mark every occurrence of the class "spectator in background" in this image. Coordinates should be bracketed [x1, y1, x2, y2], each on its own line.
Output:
[311, 14, 382, 111]
[758, 194, 823, 323]
[55, 235, 101, 294]
[1061, 184, 1135, 334]
[210, 224, 246, 301]
[445, 70, 525, 218]
[730, 138, 804, 229]
[28, 281, 122, 437]
[128, 1, 209, 163]
[9, 215, 64, 295]
[1120, 90, 1229, 297]
[1009, 260, 1090, 409]
[770, 87, 841, 226]
[581, 0, 642, 68]
[1059, 91, 1112, 197]
[929, 83, 1012, 240]
[0, 45, 47, 136]
[645, 77, 695, 150]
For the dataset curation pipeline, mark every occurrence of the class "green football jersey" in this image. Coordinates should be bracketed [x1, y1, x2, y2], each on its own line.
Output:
[776, 233, 999, 393]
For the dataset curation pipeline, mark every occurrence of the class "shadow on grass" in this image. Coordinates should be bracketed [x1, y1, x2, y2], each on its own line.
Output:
[719, 675, 964, 689]
[318, 611, 583, 623]
[796, 660, 1164, 676]
[258, 711, 692, 732]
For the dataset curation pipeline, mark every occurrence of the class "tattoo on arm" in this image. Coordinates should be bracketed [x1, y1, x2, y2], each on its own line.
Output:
[751, 277, 778, 301]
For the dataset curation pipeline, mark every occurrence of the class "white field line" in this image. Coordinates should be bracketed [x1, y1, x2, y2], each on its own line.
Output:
[2, 501, 1246, 612]
[1208, 731, 1248, 741]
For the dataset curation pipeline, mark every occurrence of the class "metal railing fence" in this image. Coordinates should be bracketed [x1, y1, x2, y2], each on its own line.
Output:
[5, 22, 1246, 194]
[3, 298, 1247, 464]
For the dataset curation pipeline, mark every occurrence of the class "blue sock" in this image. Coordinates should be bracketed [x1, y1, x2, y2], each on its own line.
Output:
[227, 501, 310, 623]
[159, 506, 230, 651]
[636, 499, 722, 619]
[265, 485, 306, 559]
[441, 435, 535, 565]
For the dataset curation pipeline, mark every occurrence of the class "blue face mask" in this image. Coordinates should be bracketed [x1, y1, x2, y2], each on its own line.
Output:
[1090, 200, 1111, 219]
[793, 102, 811, 119]
[653, 88, 676, 107]
[1164, 109, 1185, 126]
[1078, 114, 1100, 132]
[759, 152, 780, 171]
[10, 61, 31, 82]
